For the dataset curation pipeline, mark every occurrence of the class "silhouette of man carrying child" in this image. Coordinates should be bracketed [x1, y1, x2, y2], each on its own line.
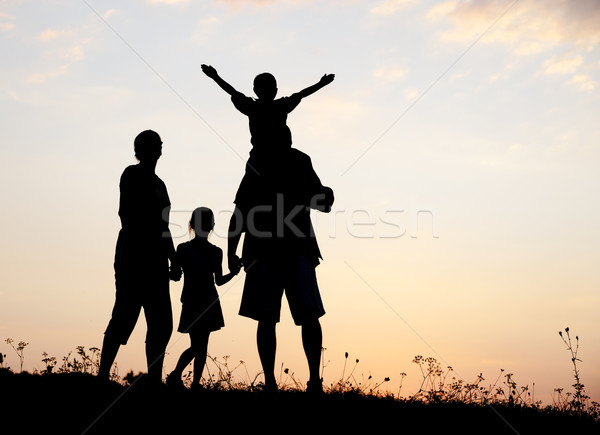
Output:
[202, 65, 334, 393]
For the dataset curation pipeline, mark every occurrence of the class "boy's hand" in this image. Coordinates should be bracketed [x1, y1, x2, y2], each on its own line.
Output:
[202, 64, 218, 79]
[319, 73, 335, 86]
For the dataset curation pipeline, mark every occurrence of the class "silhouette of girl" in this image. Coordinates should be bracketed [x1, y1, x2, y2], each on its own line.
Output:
[167, 207, 239, 388]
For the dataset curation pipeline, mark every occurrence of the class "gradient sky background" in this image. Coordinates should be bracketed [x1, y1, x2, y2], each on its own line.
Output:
[1, 0, 599, 404]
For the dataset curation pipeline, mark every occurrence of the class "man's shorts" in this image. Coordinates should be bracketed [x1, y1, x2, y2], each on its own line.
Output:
[239, 254, 325, 325]
[104, 275, 172, 346]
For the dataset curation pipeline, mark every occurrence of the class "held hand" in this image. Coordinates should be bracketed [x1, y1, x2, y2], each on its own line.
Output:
[201, 64, 218, 79]
[169, 263, 182, 282]
[319, 73, 335, 86]
[228, 254, 242, 273]
[229, 262, 241, 276]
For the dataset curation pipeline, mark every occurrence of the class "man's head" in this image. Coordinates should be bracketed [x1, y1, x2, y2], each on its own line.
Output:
[134, 130, 162, 162]
[253, 72, 277, 101]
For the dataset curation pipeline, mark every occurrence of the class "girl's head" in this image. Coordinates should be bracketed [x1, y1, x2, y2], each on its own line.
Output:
[134, 130, 162, 162]
[253, 72, 277, 101]
[189, 207, 215, 239]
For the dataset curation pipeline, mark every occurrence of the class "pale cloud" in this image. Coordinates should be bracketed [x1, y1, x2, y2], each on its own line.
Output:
[147, 0, 190, 4]
[25, 64, 69, 84]
[39, 28, 74, 41]
[404, 87, 419, 100]
[190, 16, 220, 44]
[0, 11, 15, 32]
[198, 16, 220, 25]
[204, 0, 317, 13]
[0, 22, 15, 32]
[102, 9, 118, 19]
[427, 0, 600, 54]
[373, 67, 409, 82]
[567, 74, 597, 92]
[212, 0, 307, 11]
[61, 45, 85, 62]
[30, 27, 89, 84]
[371, 0, 418, 16]
[543, 54, 583, 76]
[488, 72, 508, 83]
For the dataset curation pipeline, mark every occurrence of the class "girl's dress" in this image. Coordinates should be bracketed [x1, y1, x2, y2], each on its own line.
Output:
[177, 239, 225, 333]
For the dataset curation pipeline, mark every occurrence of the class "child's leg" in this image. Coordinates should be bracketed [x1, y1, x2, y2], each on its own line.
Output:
[170, 336, 195, 380]
[190, 330, 210, 385]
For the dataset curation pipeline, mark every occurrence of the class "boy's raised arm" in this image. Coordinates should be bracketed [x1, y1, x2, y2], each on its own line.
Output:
[296, 73, 335, 99]
[202, 64, 240, 96]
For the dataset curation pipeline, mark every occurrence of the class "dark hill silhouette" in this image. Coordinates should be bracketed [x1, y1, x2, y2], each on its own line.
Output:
[2, 369, 598, 434]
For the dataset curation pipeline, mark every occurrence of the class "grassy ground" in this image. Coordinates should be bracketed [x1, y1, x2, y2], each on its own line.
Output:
[2, 329, 598, 434]
[2, 368, 599, 435]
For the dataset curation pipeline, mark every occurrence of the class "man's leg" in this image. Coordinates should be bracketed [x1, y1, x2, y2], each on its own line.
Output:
[146, 339, 167, 383]
[144, 288, 173, 384]
[257, 320, 277, 391]
[98, 290, 141, 381]
[284, 255, 325, 392]
[98, 335, 120, 380]
[301, 318, 322, 387]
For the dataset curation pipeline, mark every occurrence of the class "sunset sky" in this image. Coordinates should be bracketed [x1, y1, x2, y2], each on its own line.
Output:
[1, 0, 599, 404]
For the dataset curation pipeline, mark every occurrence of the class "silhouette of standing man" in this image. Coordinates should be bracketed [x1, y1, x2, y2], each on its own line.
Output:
[98, 130, 181, 384]
[228, 152, 333, 394]
[202, 65, 334, 393]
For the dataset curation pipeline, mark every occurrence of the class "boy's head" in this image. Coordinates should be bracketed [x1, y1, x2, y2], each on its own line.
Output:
[189, 207, 215, 238]
[253, 72, 277, 101]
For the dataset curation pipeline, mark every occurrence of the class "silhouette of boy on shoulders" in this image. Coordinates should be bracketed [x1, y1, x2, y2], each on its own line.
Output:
[201, 64, 334, 209]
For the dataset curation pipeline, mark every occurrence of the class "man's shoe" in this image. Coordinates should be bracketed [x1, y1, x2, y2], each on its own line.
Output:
[306, 380, 323, 395]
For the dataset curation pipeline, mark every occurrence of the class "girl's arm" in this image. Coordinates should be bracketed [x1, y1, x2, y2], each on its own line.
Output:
[214, 248, 239, 286]
[202, 64, 240, 96]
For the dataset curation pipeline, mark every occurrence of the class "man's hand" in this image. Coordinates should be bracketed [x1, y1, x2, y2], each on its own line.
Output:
[169, 262, 182, 282]
[228, 254, 242, 273]
[310, 187, 334, 213]
[319, 73, 335, 86]
[201, 64, 218, 79]
[229, 262, 241, 276]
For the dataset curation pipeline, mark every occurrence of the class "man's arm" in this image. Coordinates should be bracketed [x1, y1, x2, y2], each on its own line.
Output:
[227, 207, 244, 271]
[296, 74, 335, 100]
[168, 242, 182, 281]
[202, 64, 240, 96]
